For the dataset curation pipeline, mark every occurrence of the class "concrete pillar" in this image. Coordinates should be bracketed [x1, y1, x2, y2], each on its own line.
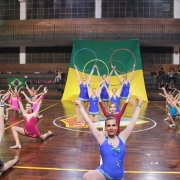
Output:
[174, 0, 180, 18]
[19, 0, 27, 20]
[173, 46, 180, 64]
[19, 46, 26, 64]
[95, 0, 102, 18]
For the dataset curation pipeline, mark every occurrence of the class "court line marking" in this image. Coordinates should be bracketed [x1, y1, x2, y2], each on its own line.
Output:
[53, 114, 157, 133]
[5, 102, 60, 130]
[154, 103, 167, 111]
[12, 166, 180, 174]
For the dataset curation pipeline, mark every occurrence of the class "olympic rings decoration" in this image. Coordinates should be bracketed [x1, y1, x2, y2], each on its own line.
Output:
[83, 59, 109, 85]
[110, 48, 136, 74]
[73, 48, 97, 72]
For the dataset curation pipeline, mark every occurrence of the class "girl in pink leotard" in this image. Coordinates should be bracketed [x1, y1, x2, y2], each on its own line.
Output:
[20, 88, 46, 119]
[10, 89, 53, 149]
[5, 86, 21, 121]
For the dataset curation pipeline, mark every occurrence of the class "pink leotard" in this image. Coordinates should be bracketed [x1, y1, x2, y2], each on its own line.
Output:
[24, 116, 41, 138]
[8, 96, 19, 111]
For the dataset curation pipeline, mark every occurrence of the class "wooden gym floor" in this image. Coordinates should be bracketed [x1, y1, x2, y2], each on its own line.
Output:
[1, 100, 180, 180]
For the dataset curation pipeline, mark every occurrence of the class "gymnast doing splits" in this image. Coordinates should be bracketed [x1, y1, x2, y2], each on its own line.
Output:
[10, 88, 53, 149]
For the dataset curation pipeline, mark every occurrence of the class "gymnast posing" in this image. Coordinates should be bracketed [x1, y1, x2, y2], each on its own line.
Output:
[10, 88, 53, 149]
[72, 97, 143, 180]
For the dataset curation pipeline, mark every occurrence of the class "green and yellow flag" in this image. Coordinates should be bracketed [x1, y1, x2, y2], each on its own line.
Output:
[7, 78, 25, 88]
[62, 39, 148, 101]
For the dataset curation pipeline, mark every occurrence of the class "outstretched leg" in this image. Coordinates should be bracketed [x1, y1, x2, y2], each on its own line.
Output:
[0, 156, 19, 172]
[10, 126, 25, 149]
[39, 131, 54, 140]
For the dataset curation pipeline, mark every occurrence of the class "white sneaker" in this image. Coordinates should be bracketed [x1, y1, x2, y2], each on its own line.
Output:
[169, 124, 175, 128]
[164, 117, 169, 121]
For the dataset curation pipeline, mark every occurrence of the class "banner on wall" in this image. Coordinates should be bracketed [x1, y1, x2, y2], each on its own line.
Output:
[62, 39, 148, 101]
[7, 78, 25, 88]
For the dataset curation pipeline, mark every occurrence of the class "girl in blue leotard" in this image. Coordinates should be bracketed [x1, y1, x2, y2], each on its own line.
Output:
[96, 65, 114, 111]
[72, 97, 143, 180]
[87, 85, 103, 123]
[74, 64, 95, 122]
[105, 85, 121, 113]
[113, 64, 137, 112]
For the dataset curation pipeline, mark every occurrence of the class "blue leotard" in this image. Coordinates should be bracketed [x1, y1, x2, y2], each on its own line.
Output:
[168, 104, 177, 118]
[78, 83, 89, 101]
[88, 96, 99, 115]
[97, 136, 125, 180]
[120, 82, 130, 99]
[110, 95, 120, 113]
[100, 82, 109, 101]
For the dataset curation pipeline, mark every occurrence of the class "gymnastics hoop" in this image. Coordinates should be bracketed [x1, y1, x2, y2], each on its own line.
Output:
[110, 48, 136, 74]
[73, 48, 97, 72]
[83, 59, 109, 85]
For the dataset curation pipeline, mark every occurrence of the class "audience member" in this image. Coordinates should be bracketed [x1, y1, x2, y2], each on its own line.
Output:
[168, 67, 176, 84]
[157, 68, 166, 83]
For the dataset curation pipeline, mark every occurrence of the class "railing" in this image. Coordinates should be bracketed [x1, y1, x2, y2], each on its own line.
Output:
[0, 24, 179, 42]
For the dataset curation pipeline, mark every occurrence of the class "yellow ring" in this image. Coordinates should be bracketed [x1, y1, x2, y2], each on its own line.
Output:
[83, 59, 109, 85]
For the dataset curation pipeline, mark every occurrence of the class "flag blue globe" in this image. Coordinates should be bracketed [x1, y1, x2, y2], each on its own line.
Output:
[14, 80, 19, 86]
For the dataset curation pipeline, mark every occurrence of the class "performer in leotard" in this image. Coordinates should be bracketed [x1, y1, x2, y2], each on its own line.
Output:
[87, 85, 103, 123]
[72, 97, 143, 180]
[113, 64, 137, 111]
[5, 86, 21, 121]
[10, 88, 53, 149]
[25, 82, 43, 99]
[20, 88, 46, 119]
[99, 91, 131, 135]
[103, 83, 121, 113]
[159, 87, 179, 128]
[74, 64, 95, 122]
[0, 98, 18, 172]
[96, 65, 114, 110]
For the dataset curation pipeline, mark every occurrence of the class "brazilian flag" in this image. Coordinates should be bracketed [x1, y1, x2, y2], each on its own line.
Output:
[7, 78, 25, 88]
[62, 39, 148, 101]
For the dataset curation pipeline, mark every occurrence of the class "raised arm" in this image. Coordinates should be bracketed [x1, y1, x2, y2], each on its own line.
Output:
[129, 64, 135, 83]
[107, 68, 114, 84]
[18, 98, 26, 116]
[17, 87, 22, 95]
[87, 65, 95, 83]
[35, 84, 43, 93]
[21, 91, 32, 103]
[120, 98, 143, 143]
[161, 87, 168, 97]
[33, 88, 47, 116]
[25, 82, 32, 95]
[74, 64, 81, 84]
[72, 100, 105, 144]
[96, 65, 101, 83]
[8, 85, 13, 94]
[113, 68, 123, 84]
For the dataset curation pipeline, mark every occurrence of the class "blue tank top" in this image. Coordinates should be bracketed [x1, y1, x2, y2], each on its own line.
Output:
[100, 82, 109, 101]
[120, 82, 130, 98]
[78, 83, 89, 101]
[110, 95, 120, 113]
[97, 136, 125, 179]
[88, 96, 99, 114]
[168, 104, 177, 118]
